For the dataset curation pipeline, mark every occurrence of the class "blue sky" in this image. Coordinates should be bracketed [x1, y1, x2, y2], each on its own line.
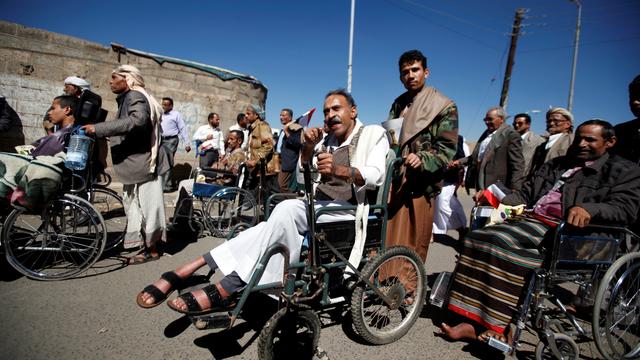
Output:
[2, 0, 639, 139]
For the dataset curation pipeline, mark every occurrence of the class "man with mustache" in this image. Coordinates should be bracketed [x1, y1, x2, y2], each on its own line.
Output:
[441, 120, 640, 344]
[136, 89, 389, 313]
[385, 49, 459, 263]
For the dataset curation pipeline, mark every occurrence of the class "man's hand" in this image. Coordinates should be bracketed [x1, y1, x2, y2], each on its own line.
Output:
[317, 152, 335, 176]
[567, 206, 592, 228]
[81, 124, 96, 135]
[448, 159, 462, 169]
[185, 145, 191, 153]
[303, 127, 324, 147]
[404, 153, 422, 169]
[206, 134, 213, 140]
[473, 190, 488, 204]
[245, 159, 257, 169]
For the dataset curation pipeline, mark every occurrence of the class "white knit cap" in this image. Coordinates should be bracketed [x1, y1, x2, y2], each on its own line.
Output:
[63, 76, 91, 91]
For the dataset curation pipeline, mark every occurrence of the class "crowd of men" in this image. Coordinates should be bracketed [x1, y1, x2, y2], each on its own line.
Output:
[2, 49, 639, 352]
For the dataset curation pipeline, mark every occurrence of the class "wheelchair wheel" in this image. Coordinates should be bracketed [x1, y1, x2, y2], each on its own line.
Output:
[350, 246, 426, 345]
[88, 186, 125, 251]
[257, 307, 321, 360]
[204, 187, 257, 238]
[534, 333, 580, 360]
[2, 194, 106, 280]
[593, 252, 640, 360]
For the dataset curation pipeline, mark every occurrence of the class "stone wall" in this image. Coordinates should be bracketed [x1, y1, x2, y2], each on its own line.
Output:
[0, 20, 267, 176]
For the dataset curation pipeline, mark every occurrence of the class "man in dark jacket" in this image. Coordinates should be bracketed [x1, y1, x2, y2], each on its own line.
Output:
[455, 106, 524, 200]
[442, 119, 640, 343]
[83, 65, 169, 264]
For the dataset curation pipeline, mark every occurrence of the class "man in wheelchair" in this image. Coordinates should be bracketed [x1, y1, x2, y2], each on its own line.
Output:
[0, 95, 77, 211]
[136, 89, 389, 313]
[440, 120, 640, 344]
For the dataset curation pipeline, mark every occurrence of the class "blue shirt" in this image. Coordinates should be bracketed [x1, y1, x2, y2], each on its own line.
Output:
[161, 109, 189, 144]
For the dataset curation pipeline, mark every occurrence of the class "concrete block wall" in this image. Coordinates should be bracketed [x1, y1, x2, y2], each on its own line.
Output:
[0, 20, 267, 175]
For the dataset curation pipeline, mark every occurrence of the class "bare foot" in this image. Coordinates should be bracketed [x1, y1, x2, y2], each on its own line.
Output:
[441, 322, 477, 340]
[168, 283, 229, 312]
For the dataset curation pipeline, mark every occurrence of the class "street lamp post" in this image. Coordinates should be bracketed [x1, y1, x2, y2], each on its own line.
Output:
[567, 0, 582, 112]
[347, 0, 355, 93]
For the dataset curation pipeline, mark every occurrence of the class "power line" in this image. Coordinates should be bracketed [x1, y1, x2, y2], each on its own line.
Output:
[520, 35, 640, 53]
[382, 0, 503, 51]
[396, 0, 505, 35]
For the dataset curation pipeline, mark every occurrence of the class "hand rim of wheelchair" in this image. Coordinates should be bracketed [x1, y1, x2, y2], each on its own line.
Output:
[350, 246, 426, 345]
[86, 185, 125, 252]
[2, 194, 107, 280]
[257, 307, 321, 360]
[203, 186, 257, 238]
[592, 251, 640, 360]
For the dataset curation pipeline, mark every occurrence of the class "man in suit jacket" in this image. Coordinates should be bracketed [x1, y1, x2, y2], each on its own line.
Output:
[513, 113, 544, 177]
[455, 106, 524, 200]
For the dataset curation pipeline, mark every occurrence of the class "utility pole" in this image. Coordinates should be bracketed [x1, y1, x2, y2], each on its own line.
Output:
[567, 0, 582, 112]
[499, 8, 526, 110]
[347, 0, 356, 93]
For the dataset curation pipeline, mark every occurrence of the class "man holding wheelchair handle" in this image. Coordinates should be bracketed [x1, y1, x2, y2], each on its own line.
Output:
[440, 120, 640, 347]
[136, 89, 389, 315]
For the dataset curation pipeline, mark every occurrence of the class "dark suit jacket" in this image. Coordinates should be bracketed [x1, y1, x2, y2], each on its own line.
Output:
[613, 118, 640, 165]
[462, 124, 525, 191]
[279, 127, 303, 172]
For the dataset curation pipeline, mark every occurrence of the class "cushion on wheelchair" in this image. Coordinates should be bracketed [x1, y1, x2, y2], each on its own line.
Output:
[192, 182, 225, 197]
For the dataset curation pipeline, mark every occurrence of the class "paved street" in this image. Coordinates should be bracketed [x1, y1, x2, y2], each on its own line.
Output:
[0, 190, 606, 359]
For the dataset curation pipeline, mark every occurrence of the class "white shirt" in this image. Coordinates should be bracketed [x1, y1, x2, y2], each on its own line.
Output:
[478, 131, 495, 162]
[193, 125, 225, 156]
[546, 133, 563, 150]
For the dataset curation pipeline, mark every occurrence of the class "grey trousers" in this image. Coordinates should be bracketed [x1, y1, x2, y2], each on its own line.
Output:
[161, 136, 179, 190]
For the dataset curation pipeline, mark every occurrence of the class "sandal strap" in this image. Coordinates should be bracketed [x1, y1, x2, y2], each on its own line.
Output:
[178, 292, 202, 312]
[142, 284, 167, 303]
[202, 284, 233, 309]
[160, 271, 182, 288]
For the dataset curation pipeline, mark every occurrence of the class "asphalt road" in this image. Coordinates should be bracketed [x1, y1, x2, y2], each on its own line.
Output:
[0, 190, 606, 360]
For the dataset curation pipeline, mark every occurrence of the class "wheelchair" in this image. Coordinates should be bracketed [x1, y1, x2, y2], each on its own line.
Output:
[432, 207, 640, 360]
[181, 157, 427, 359]
[171, 162, 258, 238]
[1, 90, 116, 280]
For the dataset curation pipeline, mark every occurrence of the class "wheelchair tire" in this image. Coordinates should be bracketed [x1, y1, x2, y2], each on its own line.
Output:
[204, 187, 257, 238]
[534, 333, 579, 360]
[257, 307, 320, 360]
[593, 252, 640, 360]
[88, 186, 125, 252]
[2, 194, 106, 280]
[350, 246, 426, 345]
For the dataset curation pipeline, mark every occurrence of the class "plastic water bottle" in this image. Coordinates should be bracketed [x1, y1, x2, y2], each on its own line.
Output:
[65, 129, 92, 170]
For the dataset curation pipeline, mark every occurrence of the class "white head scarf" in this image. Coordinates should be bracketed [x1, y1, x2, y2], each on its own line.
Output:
[112, 65, 163, 173]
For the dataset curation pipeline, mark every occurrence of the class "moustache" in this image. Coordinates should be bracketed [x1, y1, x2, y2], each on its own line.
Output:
[327, 116, 341, 126]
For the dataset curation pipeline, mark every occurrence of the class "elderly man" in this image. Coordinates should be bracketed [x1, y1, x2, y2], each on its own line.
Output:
[160, 97, 190, 192]
[513, 113, 545, 177]
[135, 89, 389, 313]
[244, 104, 279, 203]
[441, 119, 640, 343]
[456, 106, 524, 199]
[529, 107, 574, 175]
[275, 108, 303, 192]
[385, 49, 459, 262]
[82, 65, 169, 264]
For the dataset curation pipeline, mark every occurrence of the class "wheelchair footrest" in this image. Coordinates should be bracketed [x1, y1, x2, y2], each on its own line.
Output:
[486, 336, 512, 353]
[429, 271, 451, 308]
[190, 312, 232, 330]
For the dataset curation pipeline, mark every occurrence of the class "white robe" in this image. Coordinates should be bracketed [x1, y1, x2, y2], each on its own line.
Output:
[209, 120, 389, 285]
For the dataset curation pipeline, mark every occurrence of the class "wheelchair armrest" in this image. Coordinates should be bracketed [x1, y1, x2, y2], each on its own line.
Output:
[264, 192, 299, 219]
